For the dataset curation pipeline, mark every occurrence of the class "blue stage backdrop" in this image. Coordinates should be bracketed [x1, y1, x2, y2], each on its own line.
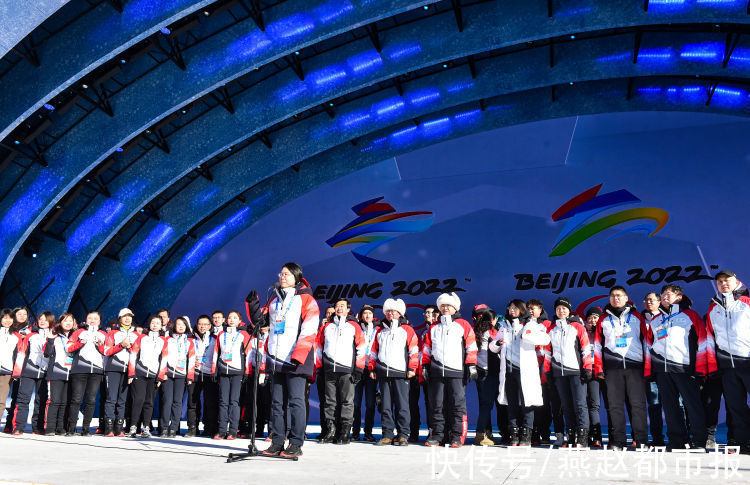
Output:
[172, 110, 749, 425]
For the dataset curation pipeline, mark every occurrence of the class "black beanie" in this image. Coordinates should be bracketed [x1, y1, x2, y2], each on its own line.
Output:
[553, 297, 573, 312]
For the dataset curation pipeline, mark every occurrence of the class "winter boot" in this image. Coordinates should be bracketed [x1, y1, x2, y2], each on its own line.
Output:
[317, 420, 336, 444]
[104, 419, 114, 437]
[576, 428, 589, 448]
[509, 426, 520, 446]
[564, 428, 576, 448]
[589, 424, 602, 447]
[520, 427, 532, 447]
[474, 431, 486, 446]
[184, 426, 197, 438]
[113, 419, 125, 437]
[336, 425, 351, 445]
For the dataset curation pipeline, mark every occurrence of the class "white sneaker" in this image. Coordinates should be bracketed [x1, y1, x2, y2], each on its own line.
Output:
[129, 425, 138, 438]
[141, 427, 151, 438]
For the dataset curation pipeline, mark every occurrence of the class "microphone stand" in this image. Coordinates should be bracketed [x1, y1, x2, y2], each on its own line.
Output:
[227, 286, 298, 462]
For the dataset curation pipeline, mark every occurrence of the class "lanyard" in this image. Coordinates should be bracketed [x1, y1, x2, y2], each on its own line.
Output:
[223, 330, 240, 350]
[608, 313, 631, 331]
[658, 311, 682, 329]
[275, 290, 295, 321]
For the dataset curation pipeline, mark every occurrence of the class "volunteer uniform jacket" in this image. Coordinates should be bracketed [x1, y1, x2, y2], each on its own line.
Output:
[66, 327, 107, 374]
[192, 332, 218, 379]
[544, 315, 593, 378]
[315, 315, 366, 375]
[706, 283, 750, 370]
[359, 320, 379, 372]
[128, 331, 168, 380]
[165, 334, 196, 381]
[262, 282, 320, 376]
[103, 327, 138, 373]
[593, 304, 647, 377]
[0, 327, 21, 377]
[45, 333, 74, 381]
[422, 313, 478, 379]
[215, 327, 253, 376]
[15, 328, 50, 379]
[368, 317, 419, 379]
[646, 298, 715, 377]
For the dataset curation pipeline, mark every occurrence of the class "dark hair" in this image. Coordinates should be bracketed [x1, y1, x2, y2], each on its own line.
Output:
[505, 299, 528, 320]
[86, 310, 102, 320]
[424, 304, 438, 313]
[39, 311, 55, 328]
[609, 285, 627, 296]
[335, 298, 351, 309]
[147, 315, 163, 328]
[474, 308, 497, 338]
[661, 284, 683, 296]
[212, 310, 224, 317]
[0, 308, 13, 327]
[359, 305, 375, 321]
[282, 262, 304, 285]
[173, 316, 192, 334]
[197, 314, 211, 323]
[643, 292, 659, 301]
[54, 313, 76, 336]
[526, 299, 544, 310]
[11, 306, 31, 333]
[227, 310, 242, 323]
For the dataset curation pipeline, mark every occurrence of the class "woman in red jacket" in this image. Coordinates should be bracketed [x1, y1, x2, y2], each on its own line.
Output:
[160, 316, 196, 437]
[44, 313, 77, 436]
[127, 315, 168, 438]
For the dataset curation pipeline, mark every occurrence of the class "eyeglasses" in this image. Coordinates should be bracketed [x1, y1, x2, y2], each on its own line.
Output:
[278, 272, 293, 278]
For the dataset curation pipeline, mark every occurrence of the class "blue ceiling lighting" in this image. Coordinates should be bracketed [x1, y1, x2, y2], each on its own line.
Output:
[124, 223, 175, 274]
[66, 199, 126, 255]
[0, 172, 63, 241]
[680, 42, 723, 61]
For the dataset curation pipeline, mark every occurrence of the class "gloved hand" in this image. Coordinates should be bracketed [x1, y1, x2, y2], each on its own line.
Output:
[488, 337, 504, 354]
[245, 290, 259, 303]
[352, 368, 362, 384]
[466, 364, 478, 383]
[580, 369, 593, 384]
[477, 367, 487, 379]
[421, 365, 429, 383]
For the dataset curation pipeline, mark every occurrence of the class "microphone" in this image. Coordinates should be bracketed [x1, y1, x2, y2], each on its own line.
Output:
[268, 282, 280, 289]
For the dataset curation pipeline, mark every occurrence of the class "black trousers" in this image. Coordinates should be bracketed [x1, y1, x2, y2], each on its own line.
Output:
[67, 373, 103, 431]
[104, 371, 128, 420]
[159, 376, 186, 433]
[4, 379, 19, 431]
[655, 372, 707, 447]
[586, 379, 601, 427]
[536, 379, 564, 437]
[256, 376, 272, 434]
[429, 376, 466, 442]
[129, 376, 156, 428]
[269, 372, 307, 446]
[700, 375, 723, 439]
[353, 373, 377, 435]
[722, 367, 750, 445]
[505, 370, 534, 428]
[14, 376, 46, 432]
[554, 374, 589, 430]
[187, 376, 219, 433]
[218, 374, 243, 434]
[379, 376, 410, 439]
[604, 367, 648, 446]
[46, 380, 70, 433]
[323, 372, 355, 430]
[645, 380, 664, 442]
[316, 371, 326, 431]
[408, 375, 421, 438]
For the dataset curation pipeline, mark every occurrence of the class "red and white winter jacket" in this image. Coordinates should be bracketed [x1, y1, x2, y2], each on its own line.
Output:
[477, 328, 499, 372]
[15, 329, 50, 379]
[45, 333, 74, 381]
[645, 299, 716, 377]
[315, 315, 366, 375]
[262, 283, 319, 376]
[706, 283, 750, 369]
[0, 327, 21, 376]
[368, 317, 419, 379]
[215, 327, 253, 376]
[67, 327, 107, 374]
[164, 334, 196, 381]
[543, 316, 593, 378]
[422, 313, 478, 379]
[594, 304, 647, 377]
[192, 332, 218, 378]
[128, 331, 168, 380]
[104, 327, 138, 373]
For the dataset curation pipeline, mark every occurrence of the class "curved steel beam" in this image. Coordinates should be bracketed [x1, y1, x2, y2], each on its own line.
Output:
[0, 0, 438, 282]
[0, 0, 218, 140]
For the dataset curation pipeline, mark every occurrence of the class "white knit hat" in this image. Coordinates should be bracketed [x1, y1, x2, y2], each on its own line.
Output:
[382, 298, 406, 317]
[436, 292, 461, 312]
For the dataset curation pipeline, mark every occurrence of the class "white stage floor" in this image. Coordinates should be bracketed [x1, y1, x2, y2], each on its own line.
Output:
[2, 426, 750, 484]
